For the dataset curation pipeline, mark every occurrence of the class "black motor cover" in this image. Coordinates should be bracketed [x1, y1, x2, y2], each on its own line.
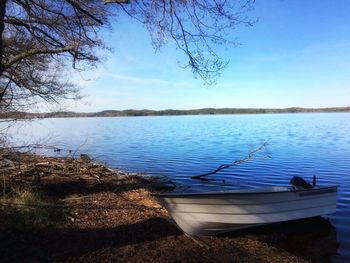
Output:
[290, 176, 313, 190]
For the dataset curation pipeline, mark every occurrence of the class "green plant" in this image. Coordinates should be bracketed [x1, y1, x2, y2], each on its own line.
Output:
[1, 188, 67, 228]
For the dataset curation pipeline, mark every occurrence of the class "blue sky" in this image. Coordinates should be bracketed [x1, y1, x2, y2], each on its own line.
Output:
[69, 0, 350, 112]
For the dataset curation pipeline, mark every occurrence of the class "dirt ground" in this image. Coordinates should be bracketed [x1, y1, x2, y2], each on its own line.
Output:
[0, 150, 339, 262]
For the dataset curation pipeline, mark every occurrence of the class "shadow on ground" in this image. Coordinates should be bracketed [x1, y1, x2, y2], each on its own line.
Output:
[219, 216, 339, 263]
[0, 217, 181, 262]
[0, 214, 338, 263]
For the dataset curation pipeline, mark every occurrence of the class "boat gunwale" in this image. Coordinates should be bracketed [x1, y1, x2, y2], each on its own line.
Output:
[170, 202, 336, 215]
[163, 194, 337, 206]
[155, 185, 338, 198]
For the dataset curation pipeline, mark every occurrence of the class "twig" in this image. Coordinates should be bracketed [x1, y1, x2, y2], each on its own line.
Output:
[2, 173, 5, 197]
[88, 167, 101, 183]
[71, 135, 89, 158]
[0, 201, 69, 209]
[184, 234, 210, 248]
[63, 196, 90, 201]
[191, 142, 270, 181]
[5, 144, 72, 154]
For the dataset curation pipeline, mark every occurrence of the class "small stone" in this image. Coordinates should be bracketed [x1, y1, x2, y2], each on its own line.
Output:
[80, 154, 91, 163]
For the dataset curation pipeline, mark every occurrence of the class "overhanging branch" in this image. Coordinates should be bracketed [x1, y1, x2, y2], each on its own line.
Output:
[3, 46, 75, 71]
[104, 0, 130, 4]
[66, 0, 104, 25]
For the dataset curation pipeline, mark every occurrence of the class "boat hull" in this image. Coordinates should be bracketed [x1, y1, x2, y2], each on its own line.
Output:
[158, 186, 338, 236]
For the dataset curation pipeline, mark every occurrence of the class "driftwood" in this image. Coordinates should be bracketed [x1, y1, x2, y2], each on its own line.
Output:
[191, 142, 270, 181]
[0, 148, 114, 193]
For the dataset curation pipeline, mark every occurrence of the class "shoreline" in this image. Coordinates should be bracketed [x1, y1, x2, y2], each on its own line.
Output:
[0, 150, 338, 262]
[1, 106, 350, 119]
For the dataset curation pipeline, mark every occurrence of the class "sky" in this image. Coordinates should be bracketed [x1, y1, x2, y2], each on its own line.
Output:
[67, 0, 350, 112]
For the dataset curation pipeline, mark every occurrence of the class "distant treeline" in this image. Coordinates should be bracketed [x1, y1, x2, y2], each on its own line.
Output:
[2, 107, 350, 119]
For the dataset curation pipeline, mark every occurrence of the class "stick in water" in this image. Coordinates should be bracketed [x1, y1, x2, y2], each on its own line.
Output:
[191, 142, 270, 181]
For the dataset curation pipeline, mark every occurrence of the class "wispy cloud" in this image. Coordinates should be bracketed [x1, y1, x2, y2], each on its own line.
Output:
[105, 73, 194, 88]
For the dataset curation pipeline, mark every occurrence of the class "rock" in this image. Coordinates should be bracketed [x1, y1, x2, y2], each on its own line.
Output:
[0, 159, 13, 168]
[79, 154, 91, 163]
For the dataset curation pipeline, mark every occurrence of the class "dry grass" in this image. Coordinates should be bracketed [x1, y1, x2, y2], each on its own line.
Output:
[1, 188, 67, 228]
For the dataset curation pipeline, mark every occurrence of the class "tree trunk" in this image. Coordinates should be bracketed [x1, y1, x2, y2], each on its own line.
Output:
[0, 0, 7, 74]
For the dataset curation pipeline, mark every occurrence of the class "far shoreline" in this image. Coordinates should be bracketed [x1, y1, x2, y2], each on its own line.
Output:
[2, 106, 350, 119]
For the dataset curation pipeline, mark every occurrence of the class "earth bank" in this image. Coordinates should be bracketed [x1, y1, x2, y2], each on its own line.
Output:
[0, 150, 338, 262]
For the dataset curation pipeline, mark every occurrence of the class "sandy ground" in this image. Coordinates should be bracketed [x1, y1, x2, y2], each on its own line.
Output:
[0, 150, 339, 262]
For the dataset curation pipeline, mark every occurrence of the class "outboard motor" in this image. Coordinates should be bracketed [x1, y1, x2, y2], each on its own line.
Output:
[290, 176, 315, 190]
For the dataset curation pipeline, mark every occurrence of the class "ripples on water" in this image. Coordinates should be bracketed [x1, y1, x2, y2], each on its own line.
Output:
[6, 113, 350, 262]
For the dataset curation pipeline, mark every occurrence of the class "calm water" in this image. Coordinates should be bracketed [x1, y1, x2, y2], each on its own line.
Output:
[6, 113, 350, 261]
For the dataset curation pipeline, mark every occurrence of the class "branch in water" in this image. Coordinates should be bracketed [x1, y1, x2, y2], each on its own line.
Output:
[191, 142, 270, 181]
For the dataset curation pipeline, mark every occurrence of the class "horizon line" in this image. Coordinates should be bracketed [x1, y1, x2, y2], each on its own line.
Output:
[39, 105, 350, 114]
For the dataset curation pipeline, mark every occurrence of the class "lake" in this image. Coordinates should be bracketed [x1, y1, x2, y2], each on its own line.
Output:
[6, 113, 350, 262]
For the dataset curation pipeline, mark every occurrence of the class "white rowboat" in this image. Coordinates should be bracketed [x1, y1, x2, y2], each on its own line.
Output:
[157, 185, 338, 236]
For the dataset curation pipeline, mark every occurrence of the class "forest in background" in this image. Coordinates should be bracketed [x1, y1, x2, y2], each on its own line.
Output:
[1, 106, 350, 119]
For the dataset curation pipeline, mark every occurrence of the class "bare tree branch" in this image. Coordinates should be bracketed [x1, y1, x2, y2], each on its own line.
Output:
[65, 0, 103, 25]
[0, 0, 256, 117]
[191, 142, 270, 181]
[0, 0, 7, 73]
[3, 46, 75, 70]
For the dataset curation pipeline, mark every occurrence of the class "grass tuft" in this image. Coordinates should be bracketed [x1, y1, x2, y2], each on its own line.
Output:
[1, 188, 67, 228]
